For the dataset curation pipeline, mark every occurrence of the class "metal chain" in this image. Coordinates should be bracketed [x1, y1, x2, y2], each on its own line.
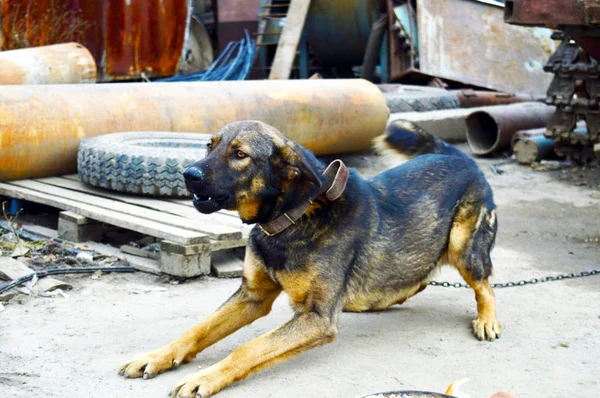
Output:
[429, 269, 600, 289]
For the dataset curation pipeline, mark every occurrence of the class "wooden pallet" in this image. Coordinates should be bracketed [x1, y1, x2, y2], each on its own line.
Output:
[0, 175, 250, 277]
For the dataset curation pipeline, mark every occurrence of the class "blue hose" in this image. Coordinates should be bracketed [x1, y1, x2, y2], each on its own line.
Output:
[161, 30, 255, 82]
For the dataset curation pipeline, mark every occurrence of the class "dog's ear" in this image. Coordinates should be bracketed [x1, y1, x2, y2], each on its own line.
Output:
[277, 142, 322, 191]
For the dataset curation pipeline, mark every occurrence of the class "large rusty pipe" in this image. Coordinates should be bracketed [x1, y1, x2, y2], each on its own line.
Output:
[465, 103, 555, 155]
[0, 79, 388, 181]
[0, 43, 96, 84]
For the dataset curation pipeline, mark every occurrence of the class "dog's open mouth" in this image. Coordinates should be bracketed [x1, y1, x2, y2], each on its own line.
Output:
[192, 194, 229, 214]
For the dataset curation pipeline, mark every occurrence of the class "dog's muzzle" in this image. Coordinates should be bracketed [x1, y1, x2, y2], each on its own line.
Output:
[183, 166, 230, 214]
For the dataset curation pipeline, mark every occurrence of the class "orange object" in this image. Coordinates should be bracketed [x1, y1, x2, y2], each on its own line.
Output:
[0, 79, 388, 181]
[0, 43, 96, 84]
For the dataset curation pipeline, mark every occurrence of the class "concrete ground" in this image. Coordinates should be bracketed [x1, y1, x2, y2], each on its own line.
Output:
[1, 147, 599, 398]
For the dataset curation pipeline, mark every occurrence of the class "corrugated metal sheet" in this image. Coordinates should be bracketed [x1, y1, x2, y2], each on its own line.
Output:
[1, 0, 192, 81]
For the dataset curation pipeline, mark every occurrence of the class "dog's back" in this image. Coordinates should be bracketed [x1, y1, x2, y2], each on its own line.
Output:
[342, 121, 499, 335]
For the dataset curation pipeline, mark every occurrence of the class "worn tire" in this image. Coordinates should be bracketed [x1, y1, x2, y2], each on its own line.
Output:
[382, 86, 460, 113]
[77, 132, 210, 197]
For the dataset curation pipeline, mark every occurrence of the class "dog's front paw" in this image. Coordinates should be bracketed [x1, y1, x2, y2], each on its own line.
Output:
[119, 345, 184, 379]
[472, 315, 502, 341]
[169, 365, 231, 398]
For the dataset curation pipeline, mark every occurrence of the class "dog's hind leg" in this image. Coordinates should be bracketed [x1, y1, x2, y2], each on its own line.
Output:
[445, 200, 501, 341]
[119, 248, 282, 379]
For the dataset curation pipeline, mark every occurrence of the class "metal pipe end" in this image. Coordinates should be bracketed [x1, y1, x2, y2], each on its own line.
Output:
[466, 111, 500, 155]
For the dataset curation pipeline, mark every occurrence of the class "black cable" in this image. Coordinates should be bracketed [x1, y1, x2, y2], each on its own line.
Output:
[0, 266, 136, 295]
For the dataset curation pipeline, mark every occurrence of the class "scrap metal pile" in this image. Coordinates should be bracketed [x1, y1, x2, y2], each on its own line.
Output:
[506, 0, 600, 163]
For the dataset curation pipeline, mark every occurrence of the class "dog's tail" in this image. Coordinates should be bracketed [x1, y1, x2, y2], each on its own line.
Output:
[373, 120, 470, 163]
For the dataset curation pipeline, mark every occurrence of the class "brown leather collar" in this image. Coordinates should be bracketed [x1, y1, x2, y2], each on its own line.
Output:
[258, 160, 349, 237]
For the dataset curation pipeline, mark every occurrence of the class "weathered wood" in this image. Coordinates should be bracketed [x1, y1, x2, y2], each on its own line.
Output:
[12, 180, 239, 240]
[58, 211, 103, 242]
[0, 257, 72, 293]
[120, 245, 161, 260]
[211, 250, 244, 278]
[0, 182, 207, 245]
[44, 176, 245, 232]
[160, 240, 211, 277]
[84, 241, 162, 275]
[209, 238, 248, 252]
[268, 0, 311, 80]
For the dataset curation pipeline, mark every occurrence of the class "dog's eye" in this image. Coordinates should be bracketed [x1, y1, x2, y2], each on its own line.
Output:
[206, 142, 213, 151]
[235, 150, 247, 159]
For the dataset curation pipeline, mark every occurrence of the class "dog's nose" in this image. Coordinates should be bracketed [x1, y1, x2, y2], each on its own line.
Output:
[183, 166, 205, 184]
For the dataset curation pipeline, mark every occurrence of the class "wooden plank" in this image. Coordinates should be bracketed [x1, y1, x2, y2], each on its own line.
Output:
[268, 0, 311, 80]
[40, 177, 245, 231]
[84, 241, 162, 275]
[63, 174, 243, 221]
[120, 245, 161, 260]
[211, 250, 244, 278]
[13, 179, 241, 241]
[0, 182, 207, 245]
[209, 238, 248, 252]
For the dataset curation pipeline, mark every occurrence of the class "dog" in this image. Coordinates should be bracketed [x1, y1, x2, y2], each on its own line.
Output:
[119, 120, 501, 397]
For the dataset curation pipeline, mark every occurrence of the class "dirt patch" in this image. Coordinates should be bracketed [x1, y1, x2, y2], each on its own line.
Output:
[547, 162, 600, 191]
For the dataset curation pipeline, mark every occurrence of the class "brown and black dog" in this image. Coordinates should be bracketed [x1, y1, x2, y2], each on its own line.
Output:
[119, 120, 501, 397]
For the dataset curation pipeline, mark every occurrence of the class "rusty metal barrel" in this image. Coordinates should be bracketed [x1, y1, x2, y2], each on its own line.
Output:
[465, 103, 555, 155]
[0, 43, 96, 84]
[0, 79, 388, 181]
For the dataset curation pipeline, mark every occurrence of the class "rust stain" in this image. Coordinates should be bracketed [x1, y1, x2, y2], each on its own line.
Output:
[105, 0, 190, 78]
[417, 0, 556, 96]
[1, 0, 190, 81]
[505, 0, 587, 27]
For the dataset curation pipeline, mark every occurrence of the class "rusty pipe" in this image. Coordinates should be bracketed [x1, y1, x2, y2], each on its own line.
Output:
[0, 79, 388, 181]
[452, 89, 543, 108]
[465, 103, 555, 155]
[0, 43, 96, 84]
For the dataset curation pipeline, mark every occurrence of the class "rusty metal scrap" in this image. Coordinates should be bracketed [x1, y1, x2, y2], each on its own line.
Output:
[504, 0, 599, 27]
[452, 90, 542, 108]
[1, 0, 193, 81]
[406, 0, 557, 95]
[465, 103, 555, 155]
[506, 0, 600, 162]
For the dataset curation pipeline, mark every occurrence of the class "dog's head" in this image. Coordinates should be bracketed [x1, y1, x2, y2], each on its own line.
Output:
[184, 120, 323, 224]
